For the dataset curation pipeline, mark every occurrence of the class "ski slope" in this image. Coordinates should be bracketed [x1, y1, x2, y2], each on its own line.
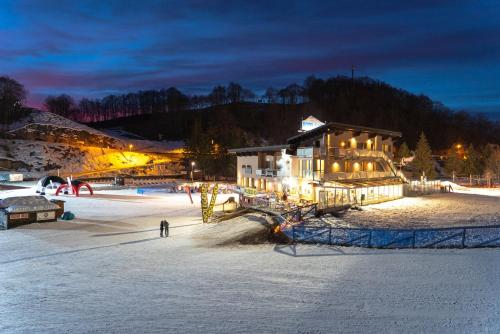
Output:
[1, 186, 500, 333]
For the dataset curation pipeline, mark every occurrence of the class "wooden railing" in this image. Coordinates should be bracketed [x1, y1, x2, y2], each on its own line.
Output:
[324, 171, 393, 181]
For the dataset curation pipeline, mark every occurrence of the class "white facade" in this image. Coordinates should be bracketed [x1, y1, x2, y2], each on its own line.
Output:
[231, 119, 404, 206]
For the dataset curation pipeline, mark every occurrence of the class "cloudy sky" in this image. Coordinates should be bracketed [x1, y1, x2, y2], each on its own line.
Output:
[1, 0, 499, 118]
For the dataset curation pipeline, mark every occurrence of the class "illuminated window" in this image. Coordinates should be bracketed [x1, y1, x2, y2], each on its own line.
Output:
[350, 138, 357, 148]
[366, 139, 372, 150]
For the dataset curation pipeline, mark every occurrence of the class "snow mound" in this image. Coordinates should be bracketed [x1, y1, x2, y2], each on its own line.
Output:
[194, 213, 273, 247]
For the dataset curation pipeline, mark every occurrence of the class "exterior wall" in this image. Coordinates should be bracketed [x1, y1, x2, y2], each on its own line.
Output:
[382, 137, 394, 158]
[322, 130, 396, 179]
[234, 125, 400, 206]
[236, 156, 258, 188]
[236, 152, 286, 192]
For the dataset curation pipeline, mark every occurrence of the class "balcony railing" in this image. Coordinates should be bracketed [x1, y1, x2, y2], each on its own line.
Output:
[324, 171, 394, 181]
[328, 148, 390, 159]
[256, 169, 287, 178]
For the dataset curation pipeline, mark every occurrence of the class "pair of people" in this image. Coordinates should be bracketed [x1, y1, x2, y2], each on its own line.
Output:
[160, 220, 169, 237]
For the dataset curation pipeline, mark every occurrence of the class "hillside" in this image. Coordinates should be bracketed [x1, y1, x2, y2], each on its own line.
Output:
[0, 110, 182, 178]
[6, 109, 124, 148]
[89, 77, 500, 151]
[91, 102, 309, 146]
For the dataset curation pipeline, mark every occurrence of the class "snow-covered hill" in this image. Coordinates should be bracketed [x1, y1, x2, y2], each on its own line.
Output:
[0, 110, 182, 178]
[6, 110, 124, 149]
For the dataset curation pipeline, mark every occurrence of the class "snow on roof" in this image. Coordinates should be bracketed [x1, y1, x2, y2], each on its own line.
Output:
[0, 196, 60, 213]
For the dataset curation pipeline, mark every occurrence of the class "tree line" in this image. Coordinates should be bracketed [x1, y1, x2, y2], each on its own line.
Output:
[398, 133, 500, 182]
[42, 81, 313, 123]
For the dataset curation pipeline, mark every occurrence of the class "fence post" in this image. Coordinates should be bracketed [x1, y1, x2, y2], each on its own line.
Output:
[462, 228, 466, 248]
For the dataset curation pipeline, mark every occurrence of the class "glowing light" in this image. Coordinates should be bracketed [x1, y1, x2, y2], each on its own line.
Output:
[350, 138, 357, 148]
[353, 162, 360, 172]
[340, 141, 346, 147]
[332, 162, 340, 172]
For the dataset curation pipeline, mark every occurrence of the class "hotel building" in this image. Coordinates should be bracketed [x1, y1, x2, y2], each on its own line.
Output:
[229, 116, 405, 208]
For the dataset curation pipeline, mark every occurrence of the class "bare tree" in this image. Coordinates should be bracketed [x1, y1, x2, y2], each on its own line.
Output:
[44, 94, 75, 118]
[264, 87, 278, 103]
[227, 82, 243, 103]
[0, 76, 27, 126]
[209, 85, 227, 105]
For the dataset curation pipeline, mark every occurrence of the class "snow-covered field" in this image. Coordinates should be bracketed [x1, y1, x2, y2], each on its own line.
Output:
[1, 186, 500, 333]
[341, 191, 500, 228]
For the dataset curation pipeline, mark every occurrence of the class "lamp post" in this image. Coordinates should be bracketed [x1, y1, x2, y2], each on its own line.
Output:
[191, 161, 195, 183]
[129, 144, 133, 151]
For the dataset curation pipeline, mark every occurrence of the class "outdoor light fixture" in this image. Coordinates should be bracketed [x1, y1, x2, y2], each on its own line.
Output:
[191, 162, 195, 182]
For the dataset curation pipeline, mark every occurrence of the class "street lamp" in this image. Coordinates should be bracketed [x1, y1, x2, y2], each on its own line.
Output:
[191, 161, 195, 183]
[129, 144, 133, 151]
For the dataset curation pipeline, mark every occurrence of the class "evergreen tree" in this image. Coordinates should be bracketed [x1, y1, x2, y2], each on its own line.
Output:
[412, 132, 437, 179]
[396, 142, 410, 160]
[462, 144, 481, 176]
[186, 118, 212, 179]
[485, 149, 500, 179]
[444, 145, 464, 177]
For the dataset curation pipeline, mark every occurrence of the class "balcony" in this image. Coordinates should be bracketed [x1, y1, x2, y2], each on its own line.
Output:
[324, 171, 394, 181]
[328, 147, 390, 159]
[256, 169, 287, 178]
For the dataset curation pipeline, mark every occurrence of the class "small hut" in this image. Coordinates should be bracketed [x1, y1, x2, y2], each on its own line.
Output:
[0, 196, 63, 229]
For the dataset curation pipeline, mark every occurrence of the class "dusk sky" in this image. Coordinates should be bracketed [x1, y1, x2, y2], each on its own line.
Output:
[1, 0, 499, 118]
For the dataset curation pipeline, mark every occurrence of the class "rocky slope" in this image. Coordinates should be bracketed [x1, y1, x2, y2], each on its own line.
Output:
[6, 110, 124, 148]
[0, 110, 182, 178]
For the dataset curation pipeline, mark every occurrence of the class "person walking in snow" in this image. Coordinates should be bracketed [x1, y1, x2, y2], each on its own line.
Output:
[160, 220, 164, 237]
[164, 220, 170, 237]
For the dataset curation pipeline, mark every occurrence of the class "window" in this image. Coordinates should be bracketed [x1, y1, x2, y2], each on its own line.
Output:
[241, 165, 252, 174]
[313, 159, 324, 180]
[10, 213, 29, 220]
[299, 159, 313, 178]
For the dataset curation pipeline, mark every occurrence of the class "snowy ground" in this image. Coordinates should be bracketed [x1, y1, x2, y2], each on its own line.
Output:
[1, 186, 500, 333]
[339, 191, 500, 228]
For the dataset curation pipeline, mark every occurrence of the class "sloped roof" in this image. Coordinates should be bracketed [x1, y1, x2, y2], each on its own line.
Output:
[0, 196, 60, 213]
[288, 121, 402, 144]
[228, 144, 289, 155]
